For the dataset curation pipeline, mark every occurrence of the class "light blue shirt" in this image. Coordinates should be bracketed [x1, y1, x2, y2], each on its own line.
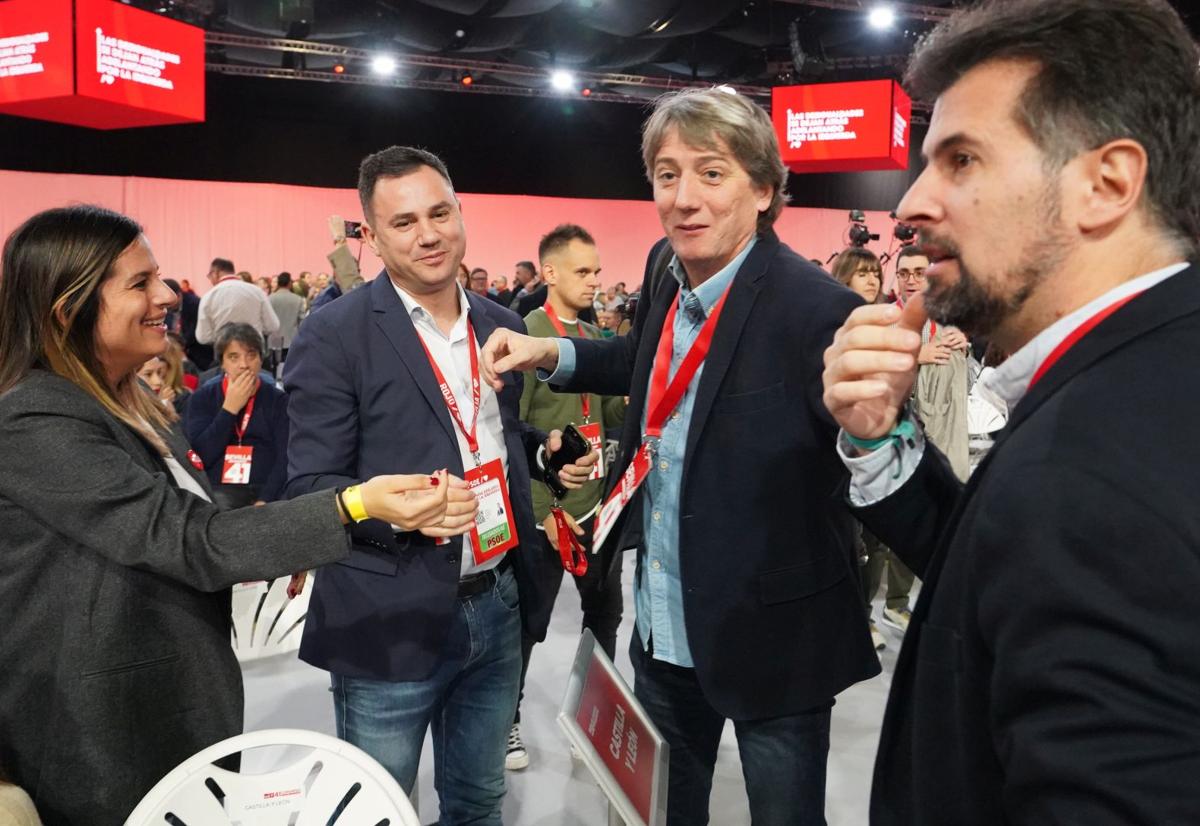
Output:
[547, 238, 756, 667]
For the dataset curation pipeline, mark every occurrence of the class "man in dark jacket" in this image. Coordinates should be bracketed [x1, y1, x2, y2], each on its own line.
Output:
[822, 1, 1200, 823]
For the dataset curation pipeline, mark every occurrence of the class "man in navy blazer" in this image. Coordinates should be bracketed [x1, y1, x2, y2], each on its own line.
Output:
[283, 146, 595, 825]
[482, 89, 878, 825]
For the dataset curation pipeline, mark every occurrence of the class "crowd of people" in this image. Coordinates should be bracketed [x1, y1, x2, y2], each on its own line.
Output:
[2, 0, 1200, 824]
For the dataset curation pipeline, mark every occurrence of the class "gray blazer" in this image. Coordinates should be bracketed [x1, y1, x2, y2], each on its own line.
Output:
[0, 371, 349, 826]
[268, 289, 306, 349]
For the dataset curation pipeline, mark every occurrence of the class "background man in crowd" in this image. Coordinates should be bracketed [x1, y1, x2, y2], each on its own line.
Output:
[267, 270, 306, 373]
[508, 260, 539, 308]
[283, 145, 596, 825]
[469, 267, 491, 297]
[490, 274, 512, 307]
[505, 223, 626, 772]
[482, 87, 877, 825]
[822, 0, 1200, 822]
[195, 256, 280, 346]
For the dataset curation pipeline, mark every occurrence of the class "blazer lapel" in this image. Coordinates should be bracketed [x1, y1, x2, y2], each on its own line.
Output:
[1004, 262, 1200, 437]
[681, 233, 774, 467]
[369, 272, 459, 448]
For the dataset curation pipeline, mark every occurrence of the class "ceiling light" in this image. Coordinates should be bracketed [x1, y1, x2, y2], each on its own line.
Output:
[868, 6, 896, 30]
[461, 71, 474, 86]
[550, 69, 575, 91]
[333, 63, 345, 74]
[371, 55, 398, 76]
[581, 87, 592, 97]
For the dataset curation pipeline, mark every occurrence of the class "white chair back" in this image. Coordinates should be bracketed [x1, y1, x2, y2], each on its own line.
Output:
[125, 728, 419, 826]
[230, 574, 312, 662]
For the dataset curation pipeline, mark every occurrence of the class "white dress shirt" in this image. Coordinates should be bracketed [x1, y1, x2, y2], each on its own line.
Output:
[196, 278, 281, 344]
[839, 261, 1190, 505]
[392, 281, 509, 576]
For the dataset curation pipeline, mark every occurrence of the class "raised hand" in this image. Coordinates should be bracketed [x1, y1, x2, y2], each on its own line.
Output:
[822, 295, 927, 442]
[479, 328, 560, 391]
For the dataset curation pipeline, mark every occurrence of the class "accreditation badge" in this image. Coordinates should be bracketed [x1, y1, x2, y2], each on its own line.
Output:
[576, 421, 605, 481]
[592, 442, 654, 551]
[464, 458, 519, 565]
[221, 445, 253, 485]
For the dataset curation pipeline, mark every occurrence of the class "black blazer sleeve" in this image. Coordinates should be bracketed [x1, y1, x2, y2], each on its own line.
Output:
[183, 381, 238, 473]
[852, 442, 964, 579]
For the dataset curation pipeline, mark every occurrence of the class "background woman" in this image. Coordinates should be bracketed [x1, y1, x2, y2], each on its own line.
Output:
[0, 205, 476, 825]
[830, 245, 883, 304]
[185, 323, 287, 508]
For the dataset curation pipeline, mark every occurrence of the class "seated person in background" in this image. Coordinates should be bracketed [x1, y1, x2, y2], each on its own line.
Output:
[185, 323, 289, 509]
[136, 354, 190, 419]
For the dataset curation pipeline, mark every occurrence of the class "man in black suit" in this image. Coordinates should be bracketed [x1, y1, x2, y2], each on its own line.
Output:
[822, 1, 1200, 823]
[483, 87, 877, 825]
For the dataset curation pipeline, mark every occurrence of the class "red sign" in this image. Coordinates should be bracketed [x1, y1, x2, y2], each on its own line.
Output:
[574, 656, 658, 824]
[772, 79, 911, 173]
[0, 0, 204, 129]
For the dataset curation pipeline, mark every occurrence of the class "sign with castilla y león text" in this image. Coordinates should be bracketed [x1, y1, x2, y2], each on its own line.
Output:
[558, 630, 669, 826]
[772, 79, 911, 173]
[0, 0, 204, 129]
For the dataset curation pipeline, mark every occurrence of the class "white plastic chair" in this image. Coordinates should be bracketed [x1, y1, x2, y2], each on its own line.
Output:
[230, 574, 313, 662]
[124, 728, 420, 826]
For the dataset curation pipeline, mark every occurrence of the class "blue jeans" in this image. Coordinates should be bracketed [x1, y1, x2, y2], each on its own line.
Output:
[332, 566, 522, 826]
[630, 631, 832, 826]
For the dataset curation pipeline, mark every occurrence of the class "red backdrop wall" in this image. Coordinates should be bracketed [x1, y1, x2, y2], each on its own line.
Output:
[0, 169, 903, 295]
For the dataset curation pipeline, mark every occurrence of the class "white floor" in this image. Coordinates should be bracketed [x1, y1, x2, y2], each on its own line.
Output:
[243, 553, 908, 825]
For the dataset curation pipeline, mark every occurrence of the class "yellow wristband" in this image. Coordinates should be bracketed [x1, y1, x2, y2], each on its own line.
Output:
[342, 484, 369, 523]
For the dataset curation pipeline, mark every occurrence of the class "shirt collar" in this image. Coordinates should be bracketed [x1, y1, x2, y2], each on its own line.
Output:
[982, 261, 1189, 409]
[668, 236, 757, 322]
[391, 280, 471, 341]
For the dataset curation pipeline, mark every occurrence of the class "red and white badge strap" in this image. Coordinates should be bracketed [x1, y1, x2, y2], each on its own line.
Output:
[543, 304, 592, 422]
[221, 375, 257, 444]
[417, 323, 483, 466]
[1027, 291, 1143, 391]
[592, 286, 733, 549]
[216, 274, 242, 285]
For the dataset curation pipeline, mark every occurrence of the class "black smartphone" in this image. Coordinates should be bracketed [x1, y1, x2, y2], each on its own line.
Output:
[543, 424, 592, 499]
[344, 220, 363, 240]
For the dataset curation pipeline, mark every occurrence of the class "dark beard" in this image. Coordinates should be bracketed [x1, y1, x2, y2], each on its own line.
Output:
[920, 187, 1069, 338]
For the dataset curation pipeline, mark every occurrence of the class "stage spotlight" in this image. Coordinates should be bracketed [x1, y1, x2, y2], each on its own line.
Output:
[550, 69, 575, 91]
[461, 71, 474, 86]
[371, 55, 398, 76]
[868, 5, 896, 29]
[581, 87, 592, 97]
[333, 63, 345, 74]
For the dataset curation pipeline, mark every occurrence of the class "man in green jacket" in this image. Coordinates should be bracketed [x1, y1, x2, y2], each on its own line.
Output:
[506, 223, 626, 771]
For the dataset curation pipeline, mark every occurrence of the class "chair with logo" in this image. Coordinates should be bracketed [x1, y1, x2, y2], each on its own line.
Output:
[124, 728, 420, 826]
[230, 574, 313, 662]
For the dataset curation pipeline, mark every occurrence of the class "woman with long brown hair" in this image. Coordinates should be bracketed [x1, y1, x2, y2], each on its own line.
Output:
[0, 205, 477, 825]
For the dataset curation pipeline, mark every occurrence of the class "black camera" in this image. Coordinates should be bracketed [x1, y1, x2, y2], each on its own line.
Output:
[344, 220, 364, 240]
[848, 210, 879, 248]
[889, 210, 917, 243]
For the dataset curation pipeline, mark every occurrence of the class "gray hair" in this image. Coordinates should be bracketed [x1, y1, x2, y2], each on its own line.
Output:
[641, 87, 789, 233]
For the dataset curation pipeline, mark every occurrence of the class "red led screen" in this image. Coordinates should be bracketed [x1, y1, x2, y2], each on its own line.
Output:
[772, 79, 911, 173]
[0, 0, 74, 104]
[0, 0, 204, 129]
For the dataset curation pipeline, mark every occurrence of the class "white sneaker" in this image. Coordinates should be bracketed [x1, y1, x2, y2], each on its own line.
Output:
[882, 607, 911, 633]
[870, 621, 886, 651]
[505, 724, 529, 771]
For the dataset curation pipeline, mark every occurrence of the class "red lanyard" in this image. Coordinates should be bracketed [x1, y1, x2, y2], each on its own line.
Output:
[543, 304, 592, 421]
[644, 287, 733, 439]
[1028, 291, 1143, 390]
[417, 322, 482, 460]
[221, 375, 257, 443]
[216, 275, 241, 285]
[552, 507, 588, 576]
